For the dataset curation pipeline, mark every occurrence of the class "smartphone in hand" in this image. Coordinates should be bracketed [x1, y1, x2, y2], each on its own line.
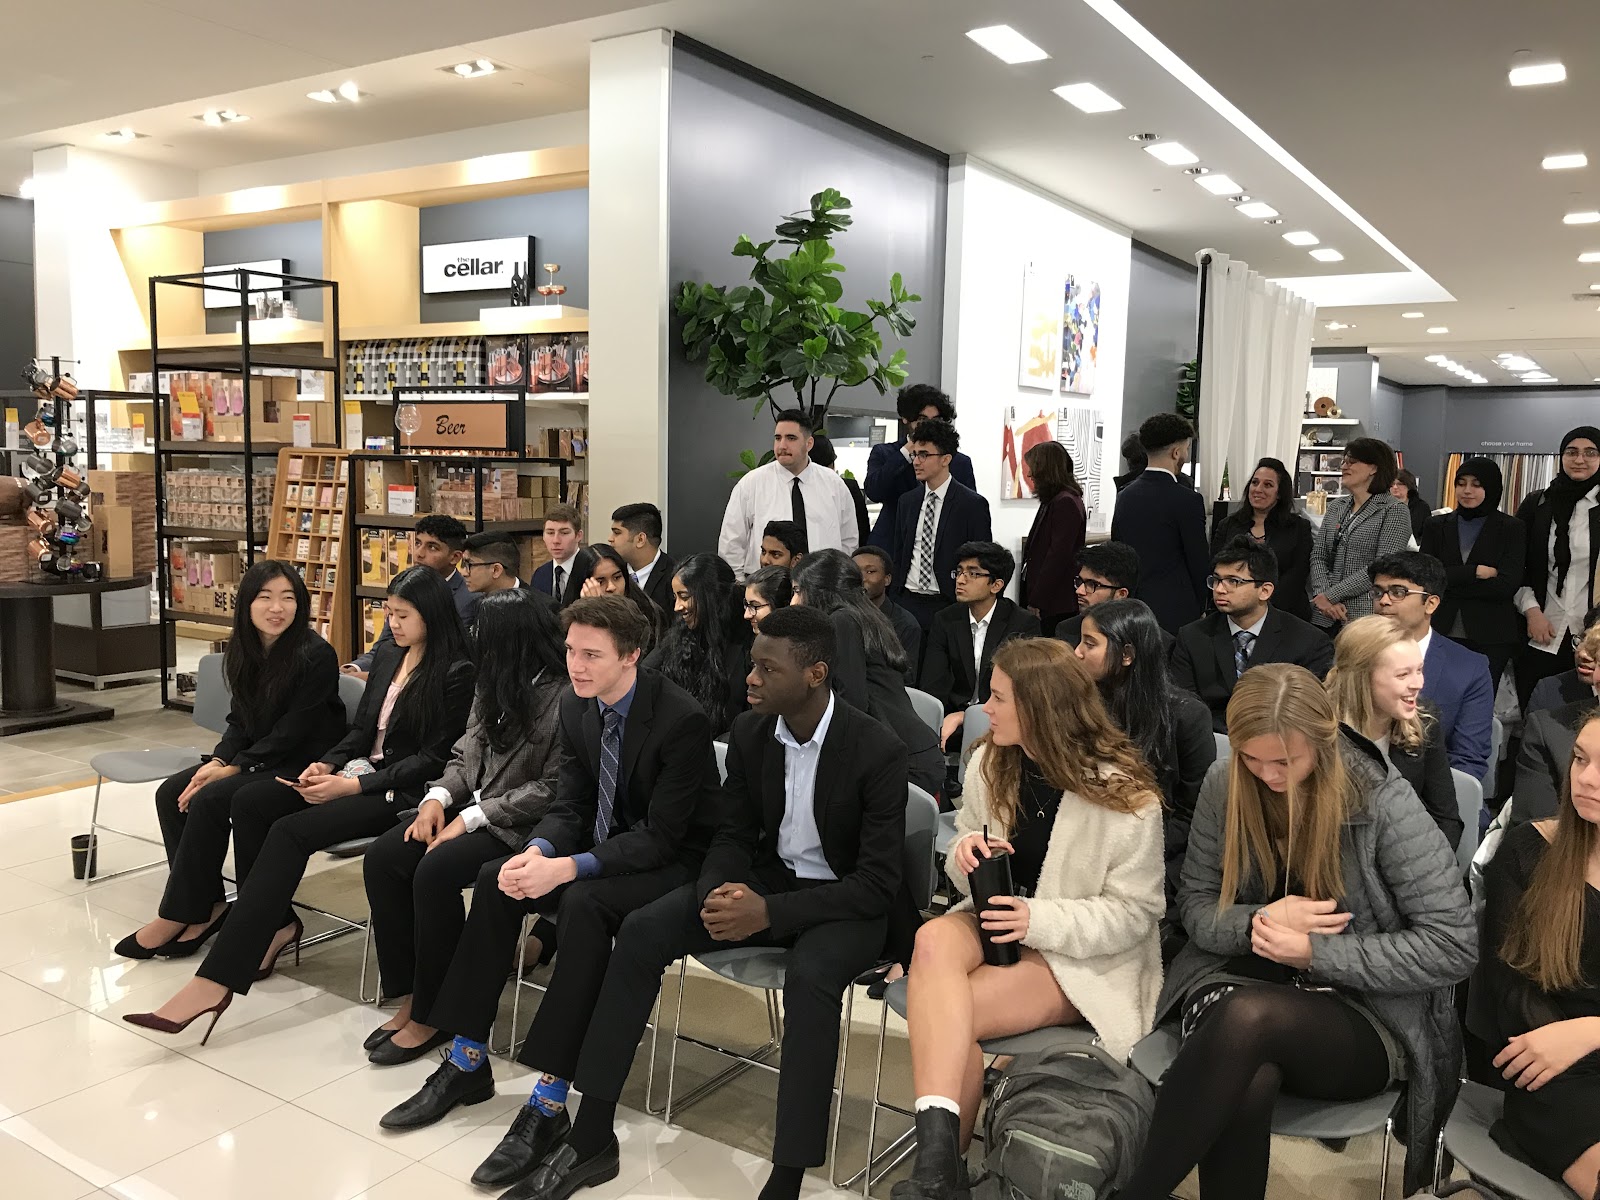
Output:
[274, 777, 307, 789]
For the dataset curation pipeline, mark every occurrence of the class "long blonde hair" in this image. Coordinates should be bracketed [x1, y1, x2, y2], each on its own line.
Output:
[977, 638, 1157, 834]
[1503, 711, 1600, 991]
[1326, 615, 1428, 753]
[1220, 664, 1352, 907]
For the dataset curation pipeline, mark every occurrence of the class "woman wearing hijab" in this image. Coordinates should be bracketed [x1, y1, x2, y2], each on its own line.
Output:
[1514, 427, 1600, 711]
[1420, 456, 1527, 690]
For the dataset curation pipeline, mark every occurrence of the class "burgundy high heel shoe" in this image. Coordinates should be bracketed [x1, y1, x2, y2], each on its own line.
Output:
[255, 915, 304, 982]
[123, 992, 233, 1045]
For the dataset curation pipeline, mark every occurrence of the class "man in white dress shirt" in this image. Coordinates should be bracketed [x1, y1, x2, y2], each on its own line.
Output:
[718, 409, 859, 579]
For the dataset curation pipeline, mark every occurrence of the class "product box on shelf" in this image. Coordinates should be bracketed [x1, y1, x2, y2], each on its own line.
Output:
[90, 505, 135, 579]
[87, 470, 157, 578]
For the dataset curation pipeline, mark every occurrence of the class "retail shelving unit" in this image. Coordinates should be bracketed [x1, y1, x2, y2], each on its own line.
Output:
[1298, 416, 1361, 499]
[265, 448, 353, 659]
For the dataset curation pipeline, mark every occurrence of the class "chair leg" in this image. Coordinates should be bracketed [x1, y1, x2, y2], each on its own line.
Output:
[358, 919, 377, 1005]
[663, 958, 690, 1127]
[506, 917, 530, 1058]
[1432, 1126, 1445, 1194]
[1377, 1116, 1393, 1200]
[643, 988, 667, 1116]
[859, 1000, 893, 1197]
[829, 984, 857, 1188]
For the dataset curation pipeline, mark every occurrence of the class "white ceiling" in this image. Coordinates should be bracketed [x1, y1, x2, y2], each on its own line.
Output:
[6, 0, 1600, 385]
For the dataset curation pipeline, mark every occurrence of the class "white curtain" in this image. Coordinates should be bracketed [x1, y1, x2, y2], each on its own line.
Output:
[1195, 250, 1316, 501]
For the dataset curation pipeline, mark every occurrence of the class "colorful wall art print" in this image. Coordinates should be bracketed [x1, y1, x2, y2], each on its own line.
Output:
[1060, 276, 1102, 396]
[1018, 262, 1062, 390]
[1055, 405, 1105, 520]
[1001, 406, 1054, 500]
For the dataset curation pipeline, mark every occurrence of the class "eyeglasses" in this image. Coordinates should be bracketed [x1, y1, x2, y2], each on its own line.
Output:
[743, 600, 772, 614]
[458, 559, 492, 572]
[908, 450, 949, 462]
[1562, 447, 1600, 461]
[951, 568, 991, 581]
[1073, 576, 1116, 593]
[1207, 573, 1261, 590]
[1369, 584, 1432, 602]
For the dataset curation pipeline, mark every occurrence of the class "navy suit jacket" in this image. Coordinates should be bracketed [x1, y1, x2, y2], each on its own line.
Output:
[890, 478, 992, 603]
[865, 438, 976, 557]
[530, 547, 596, 609]
[1109, 469, 1209, 634]
[1422, 633, 1495, 782]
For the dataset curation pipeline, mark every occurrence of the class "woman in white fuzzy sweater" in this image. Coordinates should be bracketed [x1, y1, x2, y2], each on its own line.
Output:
[892, 637, 1166, 1200]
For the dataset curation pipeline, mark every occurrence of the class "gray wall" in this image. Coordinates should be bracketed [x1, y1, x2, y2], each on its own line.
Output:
[202, 220, 324, 333]
[1123, 241, 1196, 448]
[666, 42, 947, 555]
[419, 189, 588, 323]
[0, 197, 36, 371]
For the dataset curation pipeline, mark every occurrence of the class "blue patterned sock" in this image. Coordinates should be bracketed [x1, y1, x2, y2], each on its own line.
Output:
[527, 1072, 569, 1114]
[446, 1036, 488, 1072]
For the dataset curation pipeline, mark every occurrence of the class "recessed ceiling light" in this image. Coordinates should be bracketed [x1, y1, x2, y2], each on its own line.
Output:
[1282, 230, 1319, 246]
[196, 109, 248, 126]
[1235, 200, 1279, 219]
[337, 80, 361, 102]
[966, 25, 1049, 64]
[1145, 142, 1200, 166]
[1401, 311, 1424, 318]
[1053, 82, 1122, 113]
[1508, 58, 1566, 87]
[1262, 218, 1283, 226]
[16, 177, 35, 200]
[1580, 252, 1600, 263]
[1425, 355, 1447, 364]
[1228, 194, 1252, 204]
[1591, 284, 1600, 290]
[446, 59, 498, 78]
[98, 127, 143, 142]
[1127, 132, 1160, 143]
[1310, 248, 1344, 262]
[1427, 326, 1450, 334]
[1543, 152, 1588, 170]
[1325, 321, 1352, 331]
[307, 89, 338, 103]
[1196, 174, 1242, 195]
[1182, 166, 1209, 176]
[1565, 211, 1600, 225]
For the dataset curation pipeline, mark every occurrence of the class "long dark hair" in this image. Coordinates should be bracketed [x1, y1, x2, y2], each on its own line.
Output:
[1023, 440, 1081, 502]
[654, 552, 747, 732]
[791, 549, 907, 675]
[746, 565, 793, 610]
[383, 565, 472, 743]
[224, 559, 316, 723]
[471, 590, 566, 753]
[587, 542, 667, 651]
[1081, 598, 1176, 785]
[1228, 457, 1296, 529]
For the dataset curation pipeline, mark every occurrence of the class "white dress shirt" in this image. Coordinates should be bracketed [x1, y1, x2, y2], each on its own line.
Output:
[548, 553, 579, 597]
[632, 550, 662, 592]
[1416, 628, 1433, 662]
[717, 459, 859, 578]
[1225, 609, 1270, 642]
[907, 476, 954, 595]
[422, 784, 488, 831]
[969, 603, 995, 698]
[774, 692, 838, 881]
[1515, 491, 1596, 648]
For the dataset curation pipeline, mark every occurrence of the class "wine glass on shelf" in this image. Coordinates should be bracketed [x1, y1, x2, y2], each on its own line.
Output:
[395, 402, 421, 451]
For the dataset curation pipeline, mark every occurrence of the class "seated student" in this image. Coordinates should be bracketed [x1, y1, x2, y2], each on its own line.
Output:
[360, 591, 568, 1064]
[377, 599, 721, 1194]
[643, 552, 752, 738]
[1170, 538, 1334, 733]
[531, 505, 596, 608]
[515, 607, 908, 1200]
[760, 519, 808, 570]
[1118, 664, 1476, 1200]
[1512, 622, 1600, 826]
[1528, 603, 1600, 716]
[894, 638, 1164, 1199]
[921, 540, 1041, 752]
[853, 545, 923, 682]
[1326, 615, 1461, 849]
[459, 532, 538, 601]
[126, 567, 475, 1042]
[1478, 709, 1600, 1199]
[580, 543, 667, 652]
[1054, 541, 1170, 653]
[346, 514, 475, 678]
[792, 550, 944, 799]
[1072, 598, 1214, 914]
[742, 565, 792, 636]
[1369, 550, 1495, 782]
[116, 560, 345, 960]
[608, 502, 675, 614]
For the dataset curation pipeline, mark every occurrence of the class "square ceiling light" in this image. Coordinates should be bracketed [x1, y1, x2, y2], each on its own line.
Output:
[1053, 83, 1122, 113]
[1309, 248, 1344, 262]
[1235, 201, 1279, 219]
[967, 25, 1049, 64]
[1565, 211, 1600, 225]
[1282, 230, 1319, 246]
[1196, 174, 1241, 195]
[1144, 142, 1199, 166]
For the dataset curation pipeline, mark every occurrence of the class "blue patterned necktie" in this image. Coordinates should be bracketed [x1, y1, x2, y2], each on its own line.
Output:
[594, 707, 623, 845]
[1233, 630, 1256, 679]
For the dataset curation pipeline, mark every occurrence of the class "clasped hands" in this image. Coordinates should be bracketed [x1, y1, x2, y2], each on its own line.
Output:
[1311, 594, 1348, 624]
[176, 758, 240, 811]
[1251, 895, 1350, 970]
[701, 883, 770, 941]
[498, 846, 578, 900]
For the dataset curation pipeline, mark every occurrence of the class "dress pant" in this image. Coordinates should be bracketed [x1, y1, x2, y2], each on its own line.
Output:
[362, 823, 512, 1012]
[575, 872, 886, 1168]
[196, 780, 401, 993]
[1514, 633, 1576, 713]
[154, 764, 261, 924]
[1453, 637, 1515, 702]
[897, 590, 952, 634]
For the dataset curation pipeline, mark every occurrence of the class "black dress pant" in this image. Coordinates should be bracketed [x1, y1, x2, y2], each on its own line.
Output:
[362, 823, 512, 1012]
[196, 779, 400, 993]
[1453, 637, 1515, 701]
[575, 875, 886, 1168]
[154, 764, 261, 924]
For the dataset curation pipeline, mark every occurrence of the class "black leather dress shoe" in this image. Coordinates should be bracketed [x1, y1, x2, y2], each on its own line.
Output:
[471, 1105, 571, 1188]
[364, 1023, 397, 1052]
[378, 1055, 495, 1130]
[369, 1028, 450, 1066]
[500, 1136, 620, 1200]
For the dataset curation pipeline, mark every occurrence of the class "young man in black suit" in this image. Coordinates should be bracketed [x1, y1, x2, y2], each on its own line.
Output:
[378, 598, 722, 1179]
[853, 545, 923, 681]
[531, 505, 596, 608]
[608, 502, 675, 614]
[864, 383, 977, 556]
[1109, 413, 1209, 634]
[500, 605, 907, 1200]
[921, 541, 1041, 751]
[891, 417, 992, 637]
[1170, 538, 1334, 732]
[761, 519, 808, 570]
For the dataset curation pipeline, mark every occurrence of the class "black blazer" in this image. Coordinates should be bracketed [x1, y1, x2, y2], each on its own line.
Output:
[865, 438, 978, 556]
[1209, 510, 1315, 622]
[827, 610, 944, 797]
[1170, 607, 1334, 731]
[921, 597, 1041, 713]
[882, 599, 923, 683]
[530, 546, 597, 608]
[1345, 718, 1460, 850]
[1529, 669, 1592, 717]
[890, 479, 993, 603]
[212, 636, 346, 774]
[1020, 490, 1087, 625]
[1516, 486, 1600, 617]
[698, 700, 907, 938]
[526, 667, 721, 874]
[1511, 699, 1595, 826]
[1419, 510, 1527, 647]
[1056, 610, 1175, 658]
[322, 641, 474, 803]
[639, 550, 678, 614]
[1110, 470, 1210, 633]
[1159, 688, 1219, 905]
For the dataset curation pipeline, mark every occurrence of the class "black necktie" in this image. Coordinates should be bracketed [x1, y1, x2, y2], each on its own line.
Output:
[791, 474, 807, 531]
[554, 565, 565, 599]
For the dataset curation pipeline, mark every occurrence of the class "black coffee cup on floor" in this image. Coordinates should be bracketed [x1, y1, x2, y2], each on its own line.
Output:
[71, 833, 98, 880]
[970, 848, 1020, 967]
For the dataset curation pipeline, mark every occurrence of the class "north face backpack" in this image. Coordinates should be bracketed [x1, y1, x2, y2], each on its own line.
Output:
[980, 1042, 1156, 1200]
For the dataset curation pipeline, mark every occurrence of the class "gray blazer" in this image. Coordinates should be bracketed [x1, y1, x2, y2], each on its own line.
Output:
[1308, 492, 1414, 628]
[431, 673, 567, 848]
[1162, 737, 1477, 1195]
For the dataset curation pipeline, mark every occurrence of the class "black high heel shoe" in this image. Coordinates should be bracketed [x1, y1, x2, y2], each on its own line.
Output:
[154, 906, 230, 959]
[254, 915, 304, 982]
[113, 926, 183, 961]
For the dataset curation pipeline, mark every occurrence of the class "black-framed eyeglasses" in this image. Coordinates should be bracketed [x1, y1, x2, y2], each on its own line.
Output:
[1207, 573, 1261, 590]
[1073, 576, 1115, 593]
[1369, 584, 1431, 602]
[458, 559, 493, 572]
[908, 450, 949, 462]
[743, 599, 772, 614]
[951, 568, 991, 581]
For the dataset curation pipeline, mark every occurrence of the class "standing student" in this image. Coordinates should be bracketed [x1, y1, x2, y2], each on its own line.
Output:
[643, 552, 752, 738]
[579, 543, 667, 653]
[865, 383, 976, 555]
[742, 565, 792, 636]
[809, 431, 870, 549]
[718, 409, 859, 578]
[115, 561, 345, 960]
[1019, 440, 1087, 636]
[890, 417, 992, 636]
[1209, 457, 1315, 622]
[1308, 437, 1412, 632]
[1110, 413, 1209, 634]
[515, 607, 908, 1200]
[1392, 468, 1433, 542]
[347, 514, 476, 677]
[854, 545, 923, 677]
[759, 519, 808, 570]
[1420, 456, 1527, 693]
[530, 505, 595, 608]
[608, 502, 676, 614]
[1113, 432, 1147, 494]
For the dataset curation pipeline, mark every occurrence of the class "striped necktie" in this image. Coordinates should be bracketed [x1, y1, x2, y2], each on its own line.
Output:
[594, 708, 622, 845]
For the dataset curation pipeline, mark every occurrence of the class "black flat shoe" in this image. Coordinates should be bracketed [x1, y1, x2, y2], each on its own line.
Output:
[364, 1023, 398, 1052]
[368, 1027, 450, 1066]
[501, 1135, 620, 1200]
[154, 907, 230, 959]
[114, 928, 180, 960]
[378, 1054, 495, 1130]
[471, 1105, 571, 1188]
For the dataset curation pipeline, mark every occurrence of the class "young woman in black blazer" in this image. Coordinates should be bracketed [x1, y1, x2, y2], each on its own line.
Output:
[642, 551, 751, 737]
[1019, 440, 1087, 636]
[125, 566, 474, 1043]
[1210, 457, 1314, 621]
[1419, 456, 1526, 690]
[115, 560, 346, 961]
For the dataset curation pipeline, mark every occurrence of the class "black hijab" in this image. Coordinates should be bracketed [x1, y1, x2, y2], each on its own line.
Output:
[1453, 456, 1502, 523]
[1545, 426, 1600, 591]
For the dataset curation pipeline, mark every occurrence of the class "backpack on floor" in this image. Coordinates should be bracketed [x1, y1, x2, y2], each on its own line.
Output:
[980, 1042, 1156, 1200]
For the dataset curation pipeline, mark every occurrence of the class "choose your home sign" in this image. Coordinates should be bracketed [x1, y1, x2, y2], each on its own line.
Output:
[421, 236, 536, 294]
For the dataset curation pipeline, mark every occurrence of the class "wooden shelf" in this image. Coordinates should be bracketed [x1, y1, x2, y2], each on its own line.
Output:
[162, 525, 269, 542]
[1301, 418, 1360, 426]
[1298, 445, 1347, 454]
[122, 322, 325, 353]
[159, 440, 326, 455]
[268, 447, 354, 660]
[153, 347, 337, 373]
[346, 311, 588, 341]
[162, 607, 232, 627]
